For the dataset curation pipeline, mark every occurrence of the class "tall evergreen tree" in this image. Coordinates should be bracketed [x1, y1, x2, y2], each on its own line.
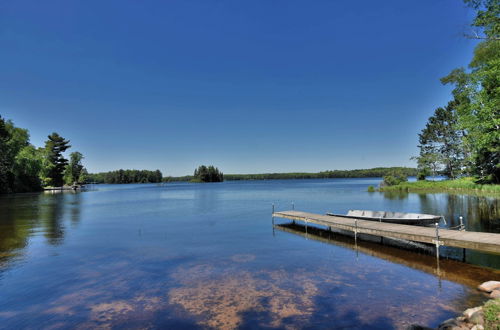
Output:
[417, 102, 464, 179]
[44, 133, 71, 187]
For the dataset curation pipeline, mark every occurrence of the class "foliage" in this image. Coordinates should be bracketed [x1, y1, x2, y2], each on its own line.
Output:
[379, 177, 500, 195]
[367, 185, 376, 192]
[86, 169, 162, 184]
[483, 298, 500, 329]
[43, 133, 71, 187]
[193, 165, 223, 182]
[12, 145, 43, 192]
[64, 152, 85, 185]
[416, 170, 428, 181]
[164, 167, 418, 182]
[0, 116, 45, 193]
[419, 0, 500, 183]
[382, 170, 408, 186]
[413, 153, 440, 180]
[417, 102, 464, 179]
[0, 115, 86, 193]
[0, 116, 12, 193]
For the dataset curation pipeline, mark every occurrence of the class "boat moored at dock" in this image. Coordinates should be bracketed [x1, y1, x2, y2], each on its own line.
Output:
[326, 210, 442, 226]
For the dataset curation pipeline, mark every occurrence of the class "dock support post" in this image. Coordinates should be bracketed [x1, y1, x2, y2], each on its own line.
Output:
[435, 223, 440, 260]
[272, 204, 275, 227]
[354, 219, 358, 243]
[459, 216, 464, 231]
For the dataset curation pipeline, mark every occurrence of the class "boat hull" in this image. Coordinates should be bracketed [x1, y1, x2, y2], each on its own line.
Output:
[326, 211, 441, 226]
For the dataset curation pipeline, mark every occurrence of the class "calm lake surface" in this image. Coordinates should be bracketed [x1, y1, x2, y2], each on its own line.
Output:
[0, 178, 499, 329]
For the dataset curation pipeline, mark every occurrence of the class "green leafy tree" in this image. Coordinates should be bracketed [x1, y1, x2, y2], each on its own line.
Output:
[64, 152, 85, 185]
[4, 121, 43, 192]
[417, 102, 464, 179]
[0, 116, 40, 193]
[12, 145, 43, 192]
[44, 133, 71, 187]
[0, 116, 12, 193]
[439, 0, 499, 182]
[79, 168, 89, 183]
[382, 170, 408, 186]
[412, 153, 440, 180]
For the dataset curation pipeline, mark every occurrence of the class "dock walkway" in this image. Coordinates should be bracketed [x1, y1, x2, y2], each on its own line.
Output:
[273, 210, 500, 254]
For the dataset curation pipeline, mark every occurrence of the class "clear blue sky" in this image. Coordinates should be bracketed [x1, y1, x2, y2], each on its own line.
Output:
[1, 0, 477, 176]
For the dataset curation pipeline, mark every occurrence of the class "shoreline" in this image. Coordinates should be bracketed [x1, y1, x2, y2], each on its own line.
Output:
[409, 281, 500, 329]
[379, 178, 500, 196]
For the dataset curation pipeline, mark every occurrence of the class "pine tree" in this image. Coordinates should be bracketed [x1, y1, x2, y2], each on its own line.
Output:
[417, 102, 464, 179]
[44, 133, 71, 187]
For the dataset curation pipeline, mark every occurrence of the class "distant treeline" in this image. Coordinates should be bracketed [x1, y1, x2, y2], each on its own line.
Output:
[86, 169, 163, 184]
[163, 167, 417, 182]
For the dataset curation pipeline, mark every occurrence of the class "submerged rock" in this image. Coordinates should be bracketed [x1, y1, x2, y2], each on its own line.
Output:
[477, 281, 500, 293]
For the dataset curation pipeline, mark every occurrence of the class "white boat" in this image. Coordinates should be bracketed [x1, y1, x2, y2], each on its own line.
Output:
[326, 210, 442, 226]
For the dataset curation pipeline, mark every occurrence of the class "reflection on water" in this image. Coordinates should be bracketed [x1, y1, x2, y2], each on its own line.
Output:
[276, 223, 500, 289]
[0, 193, 83, 271]
[381, 191, 500, 233]
[0, 179, 498, 329]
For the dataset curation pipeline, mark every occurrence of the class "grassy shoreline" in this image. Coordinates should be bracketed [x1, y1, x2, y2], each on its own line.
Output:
[379, 178, 500, 195]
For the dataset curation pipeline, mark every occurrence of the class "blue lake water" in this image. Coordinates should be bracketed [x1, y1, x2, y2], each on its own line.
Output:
[0, 178, 499, 329]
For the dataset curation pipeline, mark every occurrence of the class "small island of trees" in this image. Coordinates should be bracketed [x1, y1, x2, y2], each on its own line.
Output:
[192, 165, 224, 182]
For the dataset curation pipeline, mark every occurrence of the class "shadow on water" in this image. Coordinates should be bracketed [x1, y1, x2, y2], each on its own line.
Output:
[275, 223, 500, 288]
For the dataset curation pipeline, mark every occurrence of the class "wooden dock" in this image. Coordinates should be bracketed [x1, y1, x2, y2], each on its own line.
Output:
[272, 210, 500, 254]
